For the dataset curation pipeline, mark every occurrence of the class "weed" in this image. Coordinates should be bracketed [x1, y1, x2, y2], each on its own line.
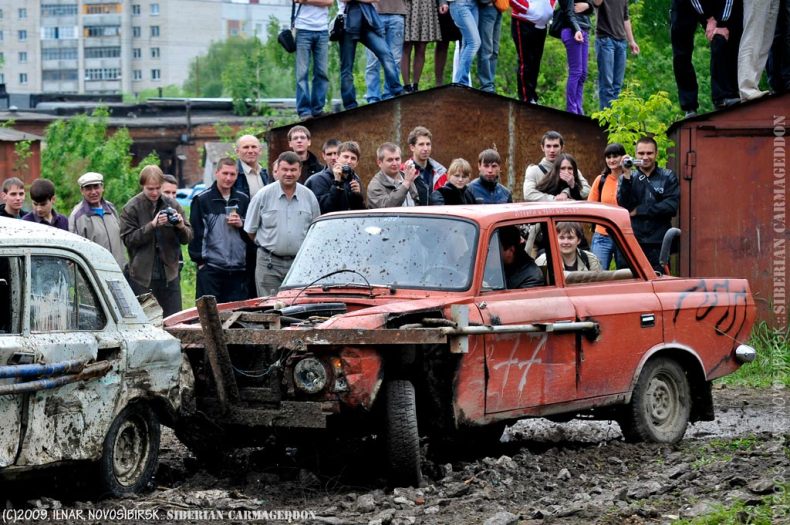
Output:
[718, 322, 790, 388]
[672, 483, 789, 524]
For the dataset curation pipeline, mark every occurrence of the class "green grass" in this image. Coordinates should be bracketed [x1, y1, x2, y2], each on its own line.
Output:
[717, 322, 790, 388]
[180, 243, 196, 311]
[691, 437, 757, 470]
[673, 484, 789, 525]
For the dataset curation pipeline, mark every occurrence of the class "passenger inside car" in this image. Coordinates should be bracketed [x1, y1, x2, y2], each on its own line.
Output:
[536, 221, 602, 272]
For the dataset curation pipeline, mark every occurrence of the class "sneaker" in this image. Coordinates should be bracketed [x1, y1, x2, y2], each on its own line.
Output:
[684, 110, 697, 118]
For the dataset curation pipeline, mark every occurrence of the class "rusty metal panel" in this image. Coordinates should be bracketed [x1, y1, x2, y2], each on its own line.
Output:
[266, 85, 608, 200]
[669, 93, 790, 326]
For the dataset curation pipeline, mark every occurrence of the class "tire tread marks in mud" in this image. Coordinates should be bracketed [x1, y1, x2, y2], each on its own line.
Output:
[620, 357, 691, 444]
[385, 380, 422, 487]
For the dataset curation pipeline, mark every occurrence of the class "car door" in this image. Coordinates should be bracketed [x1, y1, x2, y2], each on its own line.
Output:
[480, 223, 580, 415]
[16, 252, 120, 465]
[0, 254, 25, 467]
[561, 219, 663, 399]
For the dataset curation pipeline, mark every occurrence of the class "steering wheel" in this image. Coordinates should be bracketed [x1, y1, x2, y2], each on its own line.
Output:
[420, 266, 464, 286]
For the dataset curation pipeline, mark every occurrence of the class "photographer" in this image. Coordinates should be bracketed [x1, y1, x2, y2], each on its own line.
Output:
[121, 165, 193, 317]
[305, 141, 366, 214]
[617, 136, 679, 273]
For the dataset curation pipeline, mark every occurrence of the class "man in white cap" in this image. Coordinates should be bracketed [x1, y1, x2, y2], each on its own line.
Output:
[68, 172, 126, 269]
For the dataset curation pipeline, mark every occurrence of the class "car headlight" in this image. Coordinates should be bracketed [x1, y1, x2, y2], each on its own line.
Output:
[293, 358, 328, 394]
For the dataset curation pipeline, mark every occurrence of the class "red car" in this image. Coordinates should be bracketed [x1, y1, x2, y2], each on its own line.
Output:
[166, 203, 756, 486]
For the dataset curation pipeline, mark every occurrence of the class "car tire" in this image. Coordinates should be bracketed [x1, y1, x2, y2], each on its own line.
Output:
[619, 358, 690, 443]
[99, 403, 160, 497]
[385, 379, 422, 487]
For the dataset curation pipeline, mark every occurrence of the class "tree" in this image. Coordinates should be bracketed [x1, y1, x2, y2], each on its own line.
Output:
[41, 107, 158, 212]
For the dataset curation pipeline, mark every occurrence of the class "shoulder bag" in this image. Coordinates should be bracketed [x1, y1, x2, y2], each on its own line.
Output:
[278, 2, 302, 53]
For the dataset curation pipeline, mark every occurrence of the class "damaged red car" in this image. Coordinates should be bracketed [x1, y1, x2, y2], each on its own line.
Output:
[165, 203, 757, 486]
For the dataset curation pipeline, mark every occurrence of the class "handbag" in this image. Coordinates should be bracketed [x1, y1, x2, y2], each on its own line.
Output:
[548, 9, 563, 39]
[278, 2, 302, 53]
[329, 13, 345, 42]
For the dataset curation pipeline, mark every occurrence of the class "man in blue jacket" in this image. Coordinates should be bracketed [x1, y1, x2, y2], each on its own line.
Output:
[467, 149, 513, 204]
[189, 157, 253, 302]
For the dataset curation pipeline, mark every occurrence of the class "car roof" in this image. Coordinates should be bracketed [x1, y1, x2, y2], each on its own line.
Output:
[0, 217, 122, 271]
[319, 202, 633, 231]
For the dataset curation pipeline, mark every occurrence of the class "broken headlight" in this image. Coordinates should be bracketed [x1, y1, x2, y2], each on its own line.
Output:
[293, 357, 328, 394]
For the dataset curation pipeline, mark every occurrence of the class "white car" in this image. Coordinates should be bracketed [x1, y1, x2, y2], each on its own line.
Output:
[0, 218, 192, 496]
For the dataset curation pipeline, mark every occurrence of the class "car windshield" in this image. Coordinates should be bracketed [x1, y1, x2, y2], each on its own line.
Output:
[283, 215, 478, 290]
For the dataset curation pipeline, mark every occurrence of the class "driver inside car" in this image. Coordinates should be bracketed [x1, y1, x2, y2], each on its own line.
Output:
[498, 226, 545, 289]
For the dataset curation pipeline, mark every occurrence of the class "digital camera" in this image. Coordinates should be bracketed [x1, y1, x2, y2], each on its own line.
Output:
[621, 158, 645, 169]
[162, 207, 180, 225]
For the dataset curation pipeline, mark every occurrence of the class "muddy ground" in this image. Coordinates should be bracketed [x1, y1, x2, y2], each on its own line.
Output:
[3, 385, 788, 524]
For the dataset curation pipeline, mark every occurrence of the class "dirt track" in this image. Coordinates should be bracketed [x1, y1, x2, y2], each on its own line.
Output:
[3, 385, 788, 524]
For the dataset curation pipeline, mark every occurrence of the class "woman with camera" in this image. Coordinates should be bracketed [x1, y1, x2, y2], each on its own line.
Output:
[120, 165, 193, 317]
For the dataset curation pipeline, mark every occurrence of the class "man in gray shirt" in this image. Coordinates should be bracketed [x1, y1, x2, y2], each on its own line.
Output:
[244, 151, 321, 297]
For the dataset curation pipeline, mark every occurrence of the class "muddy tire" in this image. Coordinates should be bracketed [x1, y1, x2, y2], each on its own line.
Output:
[619, 358, 690, 443]
[99, 404, 160, 497]
[385, 380, 422, 487]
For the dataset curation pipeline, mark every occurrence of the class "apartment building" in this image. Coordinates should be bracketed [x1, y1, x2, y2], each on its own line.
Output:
[0, 0, 289, 96]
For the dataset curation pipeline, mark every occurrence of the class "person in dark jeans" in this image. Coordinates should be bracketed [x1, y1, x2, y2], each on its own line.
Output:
[509, 0, 555, 103]
[671, 0, 742, 115]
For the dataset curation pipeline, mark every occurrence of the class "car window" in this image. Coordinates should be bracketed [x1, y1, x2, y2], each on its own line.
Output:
[483, 222, 553, 292]
[0, 256, 24, 334]
[30, 256, 107, 332]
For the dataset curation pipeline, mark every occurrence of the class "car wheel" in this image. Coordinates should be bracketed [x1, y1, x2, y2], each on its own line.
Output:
[99, 404, 160, 497]
[619, 358, 690, 443]
[385, 379, 422, 487]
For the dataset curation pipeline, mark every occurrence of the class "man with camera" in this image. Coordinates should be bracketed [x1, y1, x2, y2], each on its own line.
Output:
[120, 165, 193, 317]
[617, 136, 679, 273]
[367, 142, 424, 208]
[305, 141, 366, 214]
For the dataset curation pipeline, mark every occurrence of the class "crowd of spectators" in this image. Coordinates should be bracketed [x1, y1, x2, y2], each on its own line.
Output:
[291, 0, 789, 117]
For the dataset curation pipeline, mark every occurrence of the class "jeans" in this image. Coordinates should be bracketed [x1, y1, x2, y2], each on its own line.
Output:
[591, 232, 615, 270]
[595, 35, 627, 109]
[340, 28, 403, 109]
[561, 28, 589, 114]
[477, 5, 502, 92]
[511, 17, 547, 103]
[450, 0, 481, 85]
[365, 14, 405, 102]
[295, 29, 329, 118]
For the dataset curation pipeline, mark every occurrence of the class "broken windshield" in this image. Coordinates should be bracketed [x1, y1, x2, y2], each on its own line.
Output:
[282, 215, 478, 290]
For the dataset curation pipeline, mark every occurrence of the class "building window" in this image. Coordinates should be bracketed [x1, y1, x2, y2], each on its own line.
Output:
[132, 26, 141, 38]
[151, 69, 160, 80]
[18, 8, 27, 19]
[42, 47, 78, 60]
[42, 4, 79, 17]
[85, 68, 121, 81]
[151, 3, 160, 15]
[132, 4, 141, 16]
[19, 52, 27, 64]
[84, 25, 120, 37]
[42, 26, 77, 40]
[150, 26, 160, 37]
[132, 48, 141, 59]
[85, 3, 119, 15]
[151, 47, 160, 58]
[84, 46, 121, 59]
[18, 30, 27, 41]
[42, 69, 78, 81]
[19, 73, 28, 84]
[133, 70, 142, 81]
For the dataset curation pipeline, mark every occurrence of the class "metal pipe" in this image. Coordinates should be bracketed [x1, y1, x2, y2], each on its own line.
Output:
[0, 359, 87, 379]
[0, 362, 112, 395]
[439, 321, 598, 336]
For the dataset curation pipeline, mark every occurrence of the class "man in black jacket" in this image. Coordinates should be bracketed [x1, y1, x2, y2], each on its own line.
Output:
[289, 125, 324, 184]
[499, 225, 545, 289]
[233, 135, 269, 198]
[617, 137, 680, 273]
[189, 157, 252, 302]
[305, 141, 366, 214]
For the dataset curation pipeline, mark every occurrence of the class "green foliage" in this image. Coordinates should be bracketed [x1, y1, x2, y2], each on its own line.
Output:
[718, 322, 790, 387]
[591, 84, 679, 163]
[673, 484, 789, 525]
[13, 140, 33, 177]
[123, 85, 185, 103]
[180, 242, 196, 310]
[40, 107, 151, 212]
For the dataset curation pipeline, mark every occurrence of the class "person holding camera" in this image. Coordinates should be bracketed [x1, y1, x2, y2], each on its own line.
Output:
[617, 136, 679, 273]
[120, 165, 193, 317]
[305, 141, 366, 214]
[367, 143, 424, 208]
